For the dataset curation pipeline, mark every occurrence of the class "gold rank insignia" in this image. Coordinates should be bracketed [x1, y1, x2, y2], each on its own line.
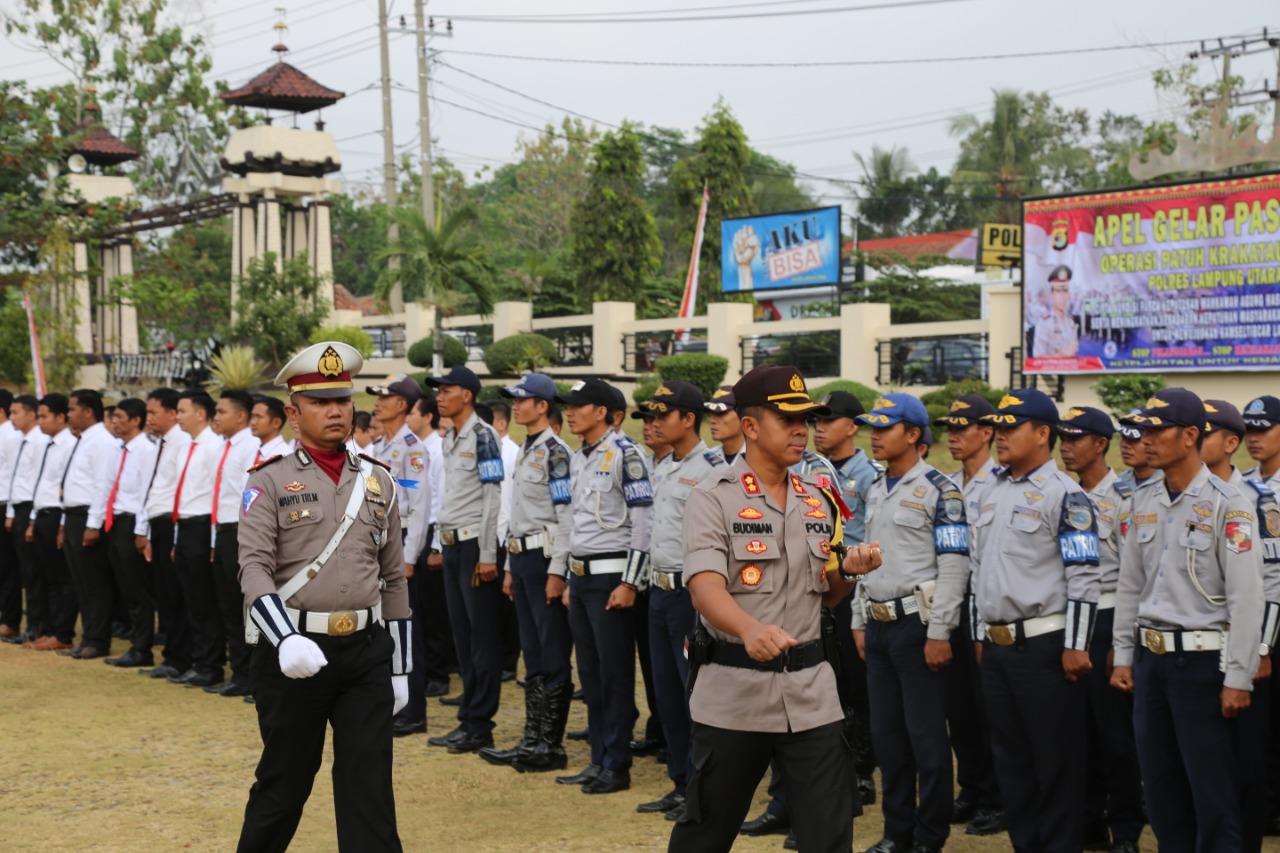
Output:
[289, 510, 313, 523]
[745, 539, 768, 554]
[789, 374, 805, 392]
[284, 481, 305, 492]
[318, 346, 344, 378]
[366, 474, 382, 496]
[998, 394, 1021, 409]
[738, 506, 764, 519]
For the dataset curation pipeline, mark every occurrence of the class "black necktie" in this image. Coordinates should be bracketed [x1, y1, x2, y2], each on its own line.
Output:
[61, 435, 83, 495]
[34, 442, 51, 493]
[143, 437, 166, 505]
[7, 440, 26, 503]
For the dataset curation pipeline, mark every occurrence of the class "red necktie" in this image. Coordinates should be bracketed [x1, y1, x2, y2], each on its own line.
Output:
[172, 442, 198, 523]
[211, 440, 233, 526]
[104, 447, 128, 533]
[253, 449, 262, 465]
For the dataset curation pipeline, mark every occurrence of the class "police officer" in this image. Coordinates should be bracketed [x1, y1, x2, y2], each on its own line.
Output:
[365, 374, 431, 737]
[668, 365, 872, 853]
[853, 393, 969, 853]
[553, 378, 653, 795]
[1056, 406, 1144, 852]
[424, 365, 505, 754]
[480, 373, 574, 773]
[236, 341, 410, 852]
[1118, 414, 1160, 491]
[705, 385, 744, 464]
[973, 388, 1100, 853]
[932, 394, 1004, 835]
[1201, 401, 1247, 487]
[1031, 267, 1079, 358]
[637, 381, 722, 820]
[1112, 388, 1264, 850]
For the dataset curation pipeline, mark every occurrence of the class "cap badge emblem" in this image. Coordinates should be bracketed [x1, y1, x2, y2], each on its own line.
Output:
[318, 346, 343, 378]
[788, 374, 805, 392]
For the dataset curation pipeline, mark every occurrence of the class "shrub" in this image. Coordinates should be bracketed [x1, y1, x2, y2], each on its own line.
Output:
[407, 334, 468, 368]
[205, 345, 267, 391]
[920, 379, 1007, 427]
[809, 379, 881, 412]
[1092, 374, 1166, 417]
[632, 373, 660, 405]
[484, 333, 559, 375]
[654, 353, 729, 399]
[478, 384, 506, 403]
[310, 325, 373, 359]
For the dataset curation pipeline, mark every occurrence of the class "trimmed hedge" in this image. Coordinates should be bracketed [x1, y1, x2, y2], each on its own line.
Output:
[809, 379, 881, 412]
[1092, 374, 1166, 417]
[310, 325, 373, 359]
[654, 353, 729, 399]
[484, 333, 559, 375]
[632, 373, 660, 405]
[407, 334, 468, 368]
[919, 379, 1007, 426]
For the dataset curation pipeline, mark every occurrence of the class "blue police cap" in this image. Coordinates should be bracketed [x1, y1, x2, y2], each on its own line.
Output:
[500, 372, 558, 403]
[980, 388, 1059, 427]
[1204, 400, 1246, 437]
[1057, 406, 1115, 438]
[934, 393, 996, 427]
[1243, 395, 1280, 430]
[857, 393, 929, 429]
[1117, 409, 1143, 441]
[422, 365, 482, 396]
[1119, 388, 1205, 431]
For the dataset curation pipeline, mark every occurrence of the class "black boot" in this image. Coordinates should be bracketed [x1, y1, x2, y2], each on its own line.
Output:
[848, 707, 877, 806]
[512, 679, 570, 772]
[479, 676, 543, 767]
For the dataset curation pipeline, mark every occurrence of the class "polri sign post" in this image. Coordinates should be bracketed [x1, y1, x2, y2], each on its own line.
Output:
[721, 206, 842, 293]
[1023, 173, 1280, 374]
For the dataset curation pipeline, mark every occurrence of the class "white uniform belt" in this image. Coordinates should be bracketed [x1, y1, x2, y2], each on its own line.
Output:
[1139, 626, 1223, 655]
[652, 569, 684, 592]
[440, 527, 480, 546]
[287, 604, 382, 637]
[985, 613, 1066, 646]
[1097, 591, 1117, 610]
[568, 556, 627, 577]
[867, 594, 918, 622]
[507, 532, 545, 555]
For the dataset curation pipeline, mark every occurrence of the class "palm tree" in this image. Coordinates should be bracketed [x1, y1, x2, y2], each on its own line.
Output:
[853, 145, 916, 237]
[375, 205, 495, 375]
[949, 90, 1036, 224]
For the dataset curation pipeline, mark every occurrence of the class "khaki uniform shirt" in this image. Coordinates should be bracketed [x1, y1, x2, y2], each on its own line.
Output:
[1113, 465, 1263, 691]
[1032, 310, 1079, 357]
[237, 447, 409, 621]
[683, 457, 843, 734]
[853, 459, 969, 639]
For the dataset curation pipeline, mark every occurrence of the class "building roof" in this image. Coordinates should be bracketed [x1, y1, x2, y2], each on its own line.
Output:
[220, 61, 344, 113]
[333, 284, 379, 315]
[849, 229, 977, 263]
[70, 120, 140, 166]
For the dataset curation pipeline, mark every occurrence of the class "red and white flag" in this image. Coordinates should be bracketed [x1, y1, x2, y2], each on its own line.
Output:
[676, 182, 710, 342]
[22, 291, 45, 397]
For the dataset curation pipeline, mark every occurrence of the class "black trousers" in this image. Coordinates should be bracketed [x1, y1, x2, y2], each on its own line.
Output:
[394, 566, 427, 727]
[1084, 608, 1144, 843]
[11, 504, 45, 637]
[1239, 676, 1269, 853]
[866, 617, 952, 849]
[34, 509, 76, 643]
[213, 526, 252, 681]
[568, 569, 636, 771]
[174, 516, 225, 675]
[649, 584, 695, 794]
[1134, 646, 1244, 852]
[420, 540, 457, 684]
[149, 515, 191, 670]
[442, 537, 504, 734]
[0, 502, 21, 631]
[981, 630, 1086, 853]
[62, 512, 113, 650]
[633, 589, 664, 744]
[106, 515, 154, 654]
[496, 543, 520, 672]
[510, 549, 572, 688]
[668, 720, 854, 853]
[238, 625, 402, 853]
[946, 603, 1001, 809]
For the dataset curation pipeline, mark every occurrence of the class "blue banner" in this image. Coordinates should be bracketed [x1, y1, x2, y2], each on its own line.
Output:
[721, 206, 842, 293]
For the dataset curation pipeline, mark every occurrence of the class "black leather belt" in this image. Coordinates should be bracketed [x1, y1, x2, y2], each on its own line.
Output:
[63, 505, 90, 517]
[708, 638, 826, 673]
[177, 514, 211, 527]
[216, 522, 239, 533]
[35, 507, 61, 518]
[13, 501, 32, 512]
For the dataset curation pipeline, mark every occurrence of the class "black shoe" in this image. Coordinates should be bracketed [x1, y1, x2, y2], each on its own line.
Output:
[861, 840, 905, 853]
[555, 764, 601, 786]
[167, 667, 200, 684]
[111, 621, 131, 640]
[447, 731, 494, 754]
[243, 694, 256, 704]
[966, 808, 1006, 836]
[393, 719, 427, 737]
[951, 797, 976, 824]
[105, 649, 153, 668]
[427, 726, 467, 747]
[581, 768, 630, 794]
[567, 726, 589, 741]
[215, 680, 252, 697]
[501, 670, 516, 682]
[858, 776, 878, 806]
[1082, 817, 1110, 851]
[740, 811, 791, 837]
[637, 790, 684, 814]
[572, 688, 585, 701]
[57, 643, 85, 657]
[184, 671, 224, 688]
[1109, 842, 1139, 853]
[629, 736, 664, 756]
[439, 694, 463, 706]
[143, 663, 182, 679]
[906, 845, 941, 853]
[665, 803, 686, 822]
[516, 678, 527, 688]
[424, 680, 449, 697]
[783, 832, 798, 851]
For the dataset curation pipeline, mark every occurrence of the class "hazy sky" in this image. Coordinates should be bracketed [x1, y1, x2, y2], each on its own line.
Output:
[4, 0, 1279, 207]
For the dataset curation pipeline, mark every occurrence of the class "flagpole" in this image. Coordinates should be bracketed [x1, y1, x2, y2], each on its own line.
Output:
[22, 291, 46, 396]
[676, 182, 710, 343]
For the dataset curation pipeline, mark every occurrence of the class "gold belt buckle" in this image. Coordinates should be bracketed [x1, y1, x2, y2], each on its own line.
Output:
[508, 538, 522, 555]
[441, 530, 456, 546]
[570, 559, 585, 577]
[987, 624, 1015, 646]
[869, 602, 893, 622]
[655, 572, 672, 592]
[1143, 628, 1167, 655]
[328, 610, 358, 637]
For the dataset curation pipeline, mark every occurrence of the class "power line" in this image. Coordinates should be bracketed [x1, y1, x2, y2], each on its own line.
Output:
[435, 0, 968, 24]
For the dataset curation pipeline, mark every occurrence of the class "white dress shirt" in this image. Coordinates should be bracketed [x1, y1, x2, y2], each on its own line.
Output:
[0, 421, 18, 505]
[497, 434, 520, 547]
[176, 426, 221, 519]
[141, 424, 192, 536]
[61, 421, 119, 529]
[106, 431, 158, 524]
[214, 427, 261, 538]
[33, 427, 76, 511]
[424, 430, 445, 549]
[254, 433, 291, 464]
[5, 426, 48, 514]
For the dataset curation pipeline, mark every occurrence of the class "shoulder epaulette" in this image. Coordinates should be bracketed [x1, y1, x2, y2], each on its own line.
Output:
[924, 468, 960, 496]
[703, 450, 724, 467]
[403, 432, 418, 446]
[359, 452, 392, 472]
[1207, 476, 1235, 497]
[1113, 478, 1133, 499]
[248, 454, 284, 472]
[1246, 478, 1274, 496]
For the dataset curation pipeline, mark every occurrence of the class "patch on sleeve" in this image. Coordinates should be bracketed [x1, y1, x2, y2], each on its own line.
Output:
[242, 487, 263, 514]
[1058, 491, 1100, 566]
[409, 453, 425, 473]
[547, 442, 572, 505]
[1227, 521, 1253, 554]
[621, 444, 653, 506]
[475, 426, 505, 483]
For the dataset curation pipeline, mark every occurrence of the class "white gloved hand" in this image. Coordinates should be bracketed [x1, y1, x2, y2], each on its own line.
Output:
[391, 674, 409, 716]
[277, 634, 328, 679]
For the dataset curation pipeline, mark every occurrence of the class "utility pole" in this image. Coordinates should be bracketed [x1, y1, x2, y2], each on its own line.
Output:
[378, 0, 402, 312]
[411, 1, 451, 374]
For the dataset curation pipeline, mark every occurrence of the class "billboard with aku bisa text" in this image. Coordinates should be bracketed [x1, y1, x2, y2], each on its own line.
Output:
[721, 206, 841, 293]
[1022, 173, 1280, 374]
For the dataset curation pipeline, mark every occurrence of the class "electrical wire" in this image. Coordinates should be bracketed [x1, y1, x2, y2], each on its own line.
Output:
[435, 0, 968, 24]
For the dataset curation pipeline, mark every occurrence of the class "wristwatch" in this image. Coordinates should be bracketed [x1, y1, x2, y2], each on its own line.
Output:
[1261, 643, 1271, 657]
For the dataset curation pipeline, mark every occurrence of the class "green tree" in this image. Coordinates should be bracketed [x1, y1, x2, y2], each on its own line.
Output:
[848, 253, 981, 323]
[375, 206, 496, 375]
[854, 145, 916, 237]
[672, 100, 754, 311]
[26, 226, 84, 389]
[570, 124, 663, 312]
[229, 253, 329, 367]
[748, 150, 817, 215]
[0, 290, 33, 386]
[329, 192, 390, 297]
